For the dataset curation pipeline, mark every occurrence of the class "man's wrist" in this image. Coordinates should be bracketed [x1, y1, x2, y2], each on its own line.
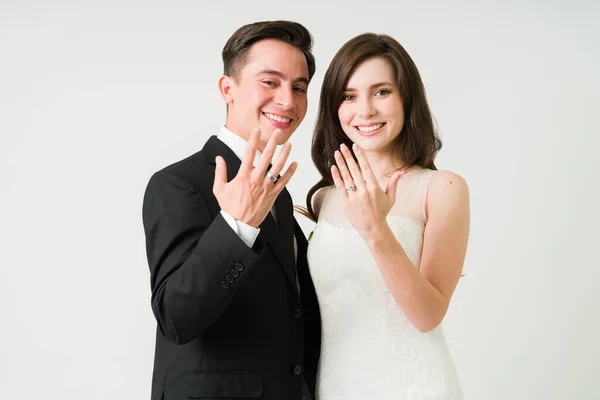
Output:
[220, 210, 260, 247]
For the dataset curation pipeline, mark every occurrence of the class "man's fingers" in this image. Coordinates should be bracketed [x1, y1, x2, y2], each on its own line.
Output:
[240, 128, 260, 171]
[273, 160, 298, 190]
[268, 142, 292, 178]
[256, 129, 282, 175]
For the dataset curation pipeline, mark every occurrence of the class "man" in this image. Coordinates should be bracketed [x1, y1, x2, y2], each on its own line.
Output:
[142, 21, 321, 400]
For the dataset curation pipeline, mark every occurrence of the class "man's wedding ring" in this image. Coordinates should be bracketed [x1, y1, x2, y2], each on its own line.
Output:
[345, 184, 357, 192]
[266, 171, 279, 184]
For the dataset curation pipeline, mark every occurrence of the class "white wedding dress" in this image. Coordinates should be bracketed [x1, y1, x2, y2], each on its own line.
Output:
[307, 168, 463, 400]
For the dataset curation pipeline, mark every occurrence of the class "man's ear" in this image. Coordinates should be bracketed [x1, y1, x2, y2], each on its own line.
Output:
[218, 75, 235, 104]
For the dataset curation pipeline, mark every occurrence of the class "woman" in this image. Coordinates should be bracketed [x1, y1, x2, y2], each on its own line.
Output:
[304, 33, 470, 399]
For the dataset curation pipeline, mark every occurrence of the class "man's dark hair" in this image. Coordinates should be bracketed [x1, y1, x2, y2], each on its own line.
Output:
[222, 20, 315, 82]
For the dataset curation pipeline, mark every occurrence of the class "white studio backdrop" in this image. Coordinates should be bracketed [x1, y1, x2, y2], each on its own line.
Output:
[1, 1, 599, 399]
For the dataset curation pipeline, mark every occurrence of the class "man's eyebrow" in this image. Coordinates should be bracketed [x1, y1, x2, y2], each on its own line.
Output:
[257, 69, 309, 85]
[344, 81, 395, 91]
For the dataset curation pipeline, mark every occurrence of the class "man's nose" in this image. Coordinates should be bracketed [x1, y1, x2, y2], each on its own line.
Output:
[275, 87, 294, 109]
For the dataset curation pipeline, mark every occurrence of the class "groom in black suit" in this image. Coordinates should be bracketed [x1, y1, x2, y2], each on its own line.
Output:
[142, 21, 321, 400]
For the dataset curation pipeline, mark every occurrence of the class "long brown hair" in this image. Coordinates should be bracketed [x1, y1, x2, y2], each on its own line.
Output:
[302, 33, 442, 221]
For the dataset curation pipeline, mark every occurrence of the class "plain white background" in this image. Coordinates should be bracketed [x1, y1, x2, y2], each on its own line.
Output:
[1, 0, 599, 399]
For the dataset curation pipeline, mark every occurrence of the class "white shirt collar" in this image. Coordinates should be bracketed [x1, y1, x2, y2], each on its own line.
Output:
[216, 126, 262, 166]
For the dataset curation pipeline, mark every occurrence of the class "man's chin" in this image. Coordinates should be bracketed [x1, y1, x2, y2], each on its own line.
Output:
[261, 126, 295, 144]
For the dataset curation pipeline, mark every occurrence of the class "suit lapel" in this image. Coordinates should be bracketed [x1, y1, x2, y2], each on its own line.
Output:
[203, 136, 299, 294]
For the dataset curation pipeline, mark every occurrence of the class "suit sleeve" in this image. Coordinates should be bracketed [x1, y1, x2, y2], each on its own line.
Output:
[142, 170, 264, 344]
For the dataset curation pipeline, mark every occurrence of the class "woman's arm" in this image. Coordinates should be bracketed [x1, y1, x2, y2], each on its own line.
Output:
[364, 171, 470, 332]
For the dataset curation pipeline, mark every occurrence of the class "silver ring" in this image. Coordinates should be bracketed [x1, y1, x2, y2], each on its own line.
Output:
[345, 184, 357, 192]
[266, 170, 279, 184]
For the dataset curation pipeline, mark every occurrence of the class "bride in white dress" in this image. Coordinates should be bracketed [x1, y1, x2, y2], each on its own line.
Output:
[303, 33, 470, 399]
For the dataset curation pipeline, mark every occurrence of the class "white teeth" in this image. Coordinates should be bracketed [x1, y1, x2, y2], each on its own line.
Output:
[357, 123, 383, 132]
[264, 113, 291, 123]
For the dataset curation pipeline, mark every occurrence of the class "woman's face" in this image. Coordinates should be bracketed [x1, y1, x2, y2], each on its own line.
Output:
[337, 57, 405, 155]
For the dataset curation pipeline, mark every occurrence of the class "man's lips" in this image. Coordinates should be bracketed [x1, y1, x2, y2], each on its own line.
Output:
[263, 112, 293, 124]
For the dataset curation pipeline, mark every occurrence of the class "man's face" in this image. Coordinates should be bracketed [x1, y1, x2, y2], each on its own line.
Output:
[222, 39, 310, 150]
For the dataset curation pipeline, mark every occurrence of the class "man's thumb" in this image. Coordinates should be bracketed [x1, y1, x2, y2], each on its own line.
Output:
[213, 156, 227, 190]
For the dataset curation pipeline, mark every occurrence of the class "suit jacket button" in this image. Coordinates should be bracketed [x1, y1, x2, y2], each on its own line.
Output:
[293, 365, 302, 375]
[220, 281, 230, 289]
[235, 263, 244, 272]
[230, 269, 239, 278]
[225, 275, 234, 283]
[292, 308, 302, 319]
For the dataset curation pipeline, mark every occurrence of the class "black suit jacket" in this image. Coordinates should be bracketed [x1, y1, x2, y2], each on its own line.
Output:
[142, 136, 321, 400]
